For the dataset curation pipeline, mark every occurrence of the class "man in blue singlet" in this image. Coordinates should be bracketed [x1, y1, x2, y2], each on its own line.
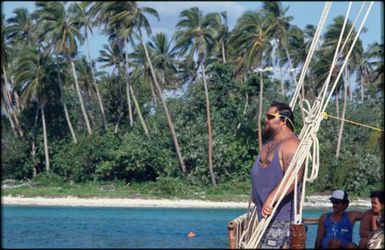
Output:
[315, 190, 362, 249]
[251, 101, 302, 248]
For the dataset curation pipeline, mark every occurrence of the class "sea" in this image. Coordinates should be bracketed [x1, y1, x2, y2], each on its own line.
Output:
[2, 205, 362, 249]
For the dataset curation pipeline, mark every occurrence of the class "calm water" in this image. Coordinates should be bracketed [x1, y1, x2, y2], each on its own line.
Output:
[2, 205, 361, 248]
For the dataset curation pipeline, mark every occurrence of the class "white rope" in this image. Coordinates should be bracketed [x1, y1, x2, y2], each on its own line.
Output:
[289, 2, 332, 110]
[241, 2, 374, 248]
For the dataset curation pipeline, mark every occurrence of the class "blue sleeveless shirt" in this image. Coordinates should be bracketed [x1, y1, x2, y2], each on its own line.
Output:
[250, 144, 294, 222]
[321, 212, 353, 247]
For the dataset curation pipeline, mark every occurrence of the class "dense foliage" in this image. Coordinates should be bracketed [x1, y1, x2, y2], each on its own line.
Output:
[1, 2, 383, 198]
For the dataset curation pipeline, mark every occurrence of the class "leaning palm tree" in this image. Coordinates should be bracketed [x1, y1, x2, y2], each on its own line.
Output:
[34, 2, 92, 135]
[2, 14, 19, 136]
[13, 46, 53, 173]
[148, 32, 179, 89]
[130, 40, 157, 106]
[127, 3, 187, 176]
[97, 41, 126, 132]
[175, 7, 217, 186]
[100, 2, 137, 127]
[231, 10, 274, 152]
[69, 2, 107, 128]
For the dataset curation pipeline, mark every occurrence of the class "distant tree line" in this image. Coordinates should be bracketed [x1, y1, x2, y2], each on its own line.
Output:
[1, 2, 383, 196]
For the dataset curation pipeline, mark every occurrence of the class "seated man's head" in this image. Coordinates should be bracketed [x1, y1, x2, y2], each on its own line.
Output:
[370, 190, 384, 214]
[329, 189, 350, 211]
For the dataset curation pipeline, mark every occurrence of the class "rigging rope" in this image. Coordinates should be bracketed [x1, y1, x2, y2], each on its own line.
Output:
[321, 112, 384, 132]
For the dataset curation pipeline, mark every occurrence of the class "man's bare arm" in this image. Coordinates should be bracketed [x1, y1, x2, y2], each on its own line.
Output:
[282, 151, 304, 194]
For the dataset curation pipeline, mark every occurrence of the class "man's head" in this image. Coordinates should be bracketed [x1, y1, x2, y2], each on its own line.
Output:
[264, 101, 295, 139]
[329, 189, 350, 210]
[370, 190, 384, 214]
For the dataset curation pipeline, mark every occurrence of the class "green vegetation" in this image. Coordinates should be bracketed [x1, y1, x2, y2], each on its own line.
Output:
[1, 2, 383, 200]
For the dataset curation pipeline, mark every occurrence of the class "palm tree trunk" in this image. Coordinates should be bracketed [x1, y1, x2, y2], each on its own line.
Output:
[1, 83, 17, 136]
[221, 41, 226, 63]
[124, 39, 133, 127]
[129, 85, 149, 136]
[70, 59, 92, 135]
[2, 65, 23, 137]
[14, 91, 22, 111]
[149, 77, 157, 107]
[285, 47, 305, 124]
[201, 62, 216, 186]
[62, 92, 78, 143]
[279, 67, 285, 97]
[360, 73, 365, 103]
[85, 33, 107, 128]
[336, 68, 348, 158]
[257, 71, 264, 152]
[41, 105, 50, 172]
[139, 33, 186, 176]
[335, 89, 340, 118]
[236, 93, 249, 133]
[31, 106, 39, 177]
[56, 61, 77, 143]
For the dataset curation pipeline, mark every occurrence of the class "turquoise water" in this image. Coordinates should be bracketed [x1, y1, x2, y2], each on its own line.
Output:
[2, 205, 361, 248]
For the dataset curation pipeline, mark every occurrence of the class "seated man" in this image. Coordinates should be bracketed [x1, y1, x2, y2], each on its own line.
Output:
[359, 190, 384, 249]
[315, 190, 362, 249]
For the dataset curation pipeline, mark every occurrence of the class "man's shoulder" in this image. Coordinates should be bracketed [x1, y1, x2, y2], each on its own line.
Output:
[280, 136, 300, 153]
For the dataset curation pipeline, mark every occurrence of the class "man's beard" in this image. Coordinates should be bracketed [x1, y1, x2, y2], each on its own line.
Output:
[262, 126, 274, 143]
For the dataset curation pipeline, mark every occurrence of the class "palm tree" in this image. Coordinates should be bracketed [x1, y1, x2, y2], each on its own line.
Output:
[2, 8, 37, 137]
[205, 11, 230, 64]
[35, 2, 92, 135]
[13, 47, 53, 173]
[130, 40, 157, 106]
[231, 10, 274, 152]
[97, 41, 126, 131]
[261, 2, 295, 96]
[5, 7, 37, 46]
[2, 15, 18, 136]
[322, 16, 364, 157]
[175, 7, 217, 185]
[69, 2, 107, 128]
[148, 32, 179, 89]
[366, 42, 384, 96]
[126, 3, 187, 176]
[54, 57, 78, 144]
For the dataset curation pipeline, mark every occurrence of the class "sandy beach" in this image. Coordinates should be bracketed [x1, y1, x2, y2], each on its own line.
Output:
[2, 195, 371, 209]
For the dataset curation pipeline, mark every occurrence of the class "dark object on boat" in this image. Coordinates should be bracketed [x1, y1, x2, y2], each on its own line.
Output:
[290, 223, 306, 249]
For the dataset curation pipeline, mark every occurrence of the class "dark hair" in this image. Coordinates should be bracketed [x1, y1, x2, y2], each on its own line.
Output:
[370, 190, 384, 204]
[270, 101, 295, 131]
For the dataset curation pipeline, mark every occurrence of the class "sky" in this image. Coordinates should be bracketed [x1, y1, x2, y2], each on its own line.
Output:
[2, 1, 384, 70]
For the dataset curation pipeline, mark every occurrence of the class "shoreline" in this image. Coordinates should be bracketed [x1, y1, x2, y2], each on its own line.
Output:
[2, 195, 371, 209]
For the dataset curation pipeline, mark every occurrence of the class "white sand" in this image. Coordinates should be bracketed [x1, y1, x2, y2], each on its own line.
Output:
[2, 195, 371, 209]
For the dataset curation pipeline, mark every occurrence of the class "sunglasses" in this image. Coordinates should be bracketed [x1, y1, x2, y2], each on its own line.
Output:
[266, 113, 282, 120]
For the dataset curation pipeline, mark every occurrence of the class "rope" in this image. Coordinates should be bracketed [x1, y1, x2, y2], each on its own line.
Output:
[240, 2, 374, 248]
[321, 112, 384, 132]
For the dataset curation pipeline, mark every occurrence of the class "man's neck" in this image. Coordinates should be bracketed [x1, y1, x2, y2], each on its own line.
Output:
[273, 128, 292, 143]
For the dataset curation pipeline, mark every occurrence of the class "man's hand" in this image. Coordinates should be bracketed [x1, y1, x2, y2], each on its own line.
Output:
[262, 197, 273, 218]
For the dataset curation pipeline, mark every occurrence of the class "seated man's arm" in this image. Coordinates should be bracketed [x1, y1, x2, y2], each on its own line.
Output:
[315, 214, 326, 249]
